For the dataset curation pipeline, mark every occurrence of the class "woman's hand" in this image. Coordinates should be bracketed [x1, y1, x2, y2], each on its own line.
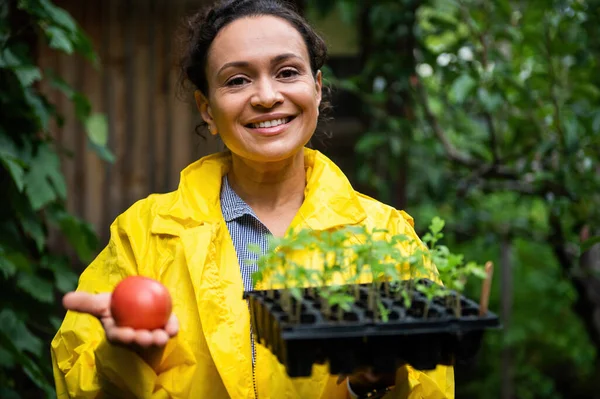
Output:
[63, 292, 179, 348]
[337, 367, 396, 397]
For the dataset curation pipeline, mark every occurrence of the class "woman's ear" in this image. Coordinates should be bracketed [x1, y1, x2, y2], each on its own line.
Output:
[314, 70, 323, 108]
[194, 90, 218, 135]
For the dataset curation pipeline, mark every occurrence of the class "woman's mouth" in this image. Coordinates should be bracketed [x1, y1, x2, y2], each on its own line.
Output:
[245, 116, 295, 136]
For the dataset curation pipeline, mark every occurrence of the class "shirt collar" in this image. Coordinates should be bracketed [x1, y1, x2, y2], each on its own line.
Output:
[220, 174, 257, 222]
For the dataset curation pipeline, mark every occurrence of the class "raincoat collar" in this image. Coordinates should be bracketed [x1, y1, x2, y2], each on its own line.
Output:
[154, 148, 367, 234]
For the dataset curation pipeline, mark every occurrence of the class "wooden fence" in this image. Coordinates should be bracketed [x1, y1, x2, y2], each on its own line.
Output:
[41, 0, 221, 245]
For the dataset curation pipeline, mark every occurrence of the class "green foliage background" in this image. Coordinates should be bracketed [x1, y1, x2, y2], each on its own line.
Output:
[1, 0, 599, 397]
[0, 1, 111, 397]
[309, 0, 600, 397]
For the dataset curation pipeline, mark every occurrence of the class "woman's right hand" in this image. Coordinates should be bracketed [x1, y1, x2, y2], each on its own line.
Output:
[63, 291, 179, 348]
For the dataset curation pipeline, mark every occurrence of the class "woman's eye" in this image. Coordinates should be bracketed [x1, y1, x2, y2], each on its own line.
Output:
[226, 77, 248, 87]
[279, 68, 299, 79]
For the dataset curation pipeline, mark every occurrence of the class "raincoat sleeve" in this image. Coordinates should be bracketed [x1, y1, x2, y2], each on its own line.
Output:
[51, 202, 197, 398]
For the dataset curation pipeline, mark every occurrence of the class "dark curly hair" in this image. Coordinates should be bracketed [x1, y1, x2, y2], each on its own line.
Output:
[178, 0, 332, 135]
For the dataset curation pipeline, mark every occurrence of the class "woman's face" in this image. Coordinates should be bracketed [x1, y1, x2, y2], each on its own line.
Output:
[197, 15, 322, 164]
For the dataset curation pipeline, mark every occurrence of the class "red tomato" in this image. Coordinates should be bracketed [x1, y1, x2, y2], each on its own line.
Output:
[110, 276, 172, 330]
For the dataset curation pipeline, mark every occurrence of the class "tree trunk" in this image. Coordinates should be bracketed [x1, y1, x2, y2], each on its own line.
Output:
[578, 238, 600, 350]
[550, 217, 600, 354]
[501, 237, 514, 399]
[549, 218, 600, 396]
[579, 240, 600, 399]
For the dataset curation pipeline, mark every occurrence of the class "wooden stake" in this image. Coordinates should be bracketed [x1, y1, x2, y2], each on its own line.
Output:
[479, 261, 494, 316]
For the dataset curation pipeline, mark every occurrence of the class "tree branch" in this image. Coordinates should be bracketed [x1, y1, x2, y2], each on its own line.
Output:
[475, 178, 538, 195]
[414, 79, 477, 167]
[415, 78, 519, 183]
[458, 0, 500, 163]
[544, 22, 567, 152]
[484, 112, 500, 163]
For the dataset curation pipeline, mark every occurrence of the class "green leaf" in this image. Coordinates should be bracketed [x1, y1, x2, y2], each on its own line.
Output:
[50, 316, 63, 331]
[55, 269, 78, 293]
[0, 389, 20, 399]
[49, 73, 75, 98]
[449, 74, 476, 104]
[1, 158, 26, 192]
[429, 216, 445, 235]
[48, 210, 98, 262]
[562, 112, 581, 153]
[14, 66, 42, 87]
[0, 256, 17, 279]
[0, 47, 21, 67]
[25, 170, 56, 211]
[0, 309, 43, 357]
[468, 264, 488, 279]
[0, 346, 15, 368]
[45, 26, 73, 54]
[72, 30, 98, 65]
[424, 30, 463, 53]
[377, 301, 389, 322]
[73, 92, 91, 121]
[592, 112, 600, 134]
[23, 89, 50, 130]
[581, 236, 600, 253]
[0, 314, 53, 393]
[20, 218, 46, 251]
[37, 0, 78, 32]
[1, 252, 32, 276]
[24, 144, 67, 210]
[90, 143, 115, 164]
[0, 131, 25, 158]
[337, 78, 360, 93]
[0, 133, 28, 178]
[327, 292, 354, 311]
[289, 287, 303, 301]
[17, 273, 54, 303]
[19, 214, 45, 252]
[355, 132, 388, 153]
[85, 113, 108, 146]
[390, 135, 402, 155]
[477, 88, 503, 112]
[42, 257, 79, 293]
[247, 243, 262, 254]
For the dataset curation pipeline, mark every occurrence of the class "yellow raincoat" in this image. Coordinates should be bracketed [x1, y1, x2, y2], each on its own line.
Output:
[51, 148, 454, 398]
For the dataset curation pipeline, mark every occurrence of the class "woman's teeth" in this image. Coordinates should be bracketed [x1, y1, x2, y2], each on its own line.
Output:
[251, 118, 289, 128]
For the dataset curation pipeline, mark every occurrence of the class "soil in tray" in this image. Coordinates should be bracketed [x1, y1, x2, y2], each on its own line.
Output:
[245, 281, 500, 377]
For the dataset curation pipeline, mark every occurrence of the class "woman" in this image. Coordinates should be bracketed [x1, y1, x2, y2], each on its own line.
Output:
[51, 0, 454, 398]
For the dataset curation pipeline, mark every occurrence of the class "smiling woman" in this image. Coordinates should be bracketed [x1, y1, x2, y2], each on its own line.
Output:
[50, 1, 454, 398]
[194, 15, 322, 167]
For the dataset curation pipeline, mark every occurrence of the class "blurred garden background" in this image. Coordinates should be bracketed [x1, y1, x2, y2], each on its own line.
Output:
[1, 0, 599, 398]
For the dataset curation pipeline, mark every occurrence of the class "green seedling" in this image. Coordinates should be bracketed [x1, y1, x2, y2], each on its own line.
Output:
[420, 217, 488, 316]
[248, 217, 487, 323]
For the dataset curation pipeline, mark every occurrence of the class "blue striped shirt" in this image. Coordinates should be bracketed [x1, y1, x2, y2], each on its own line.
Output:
[220, 175, 271, 363]
[220, 174, 271, 291]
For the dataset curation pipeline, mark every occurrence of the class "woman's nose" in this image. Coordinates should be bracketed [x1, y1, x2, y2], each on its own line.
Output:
[250, 78, 284, 109]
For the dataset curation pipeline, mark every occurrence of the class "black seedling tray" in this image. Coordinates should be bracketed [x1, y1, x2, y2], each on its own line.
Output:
[244, 280, 500, 377]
